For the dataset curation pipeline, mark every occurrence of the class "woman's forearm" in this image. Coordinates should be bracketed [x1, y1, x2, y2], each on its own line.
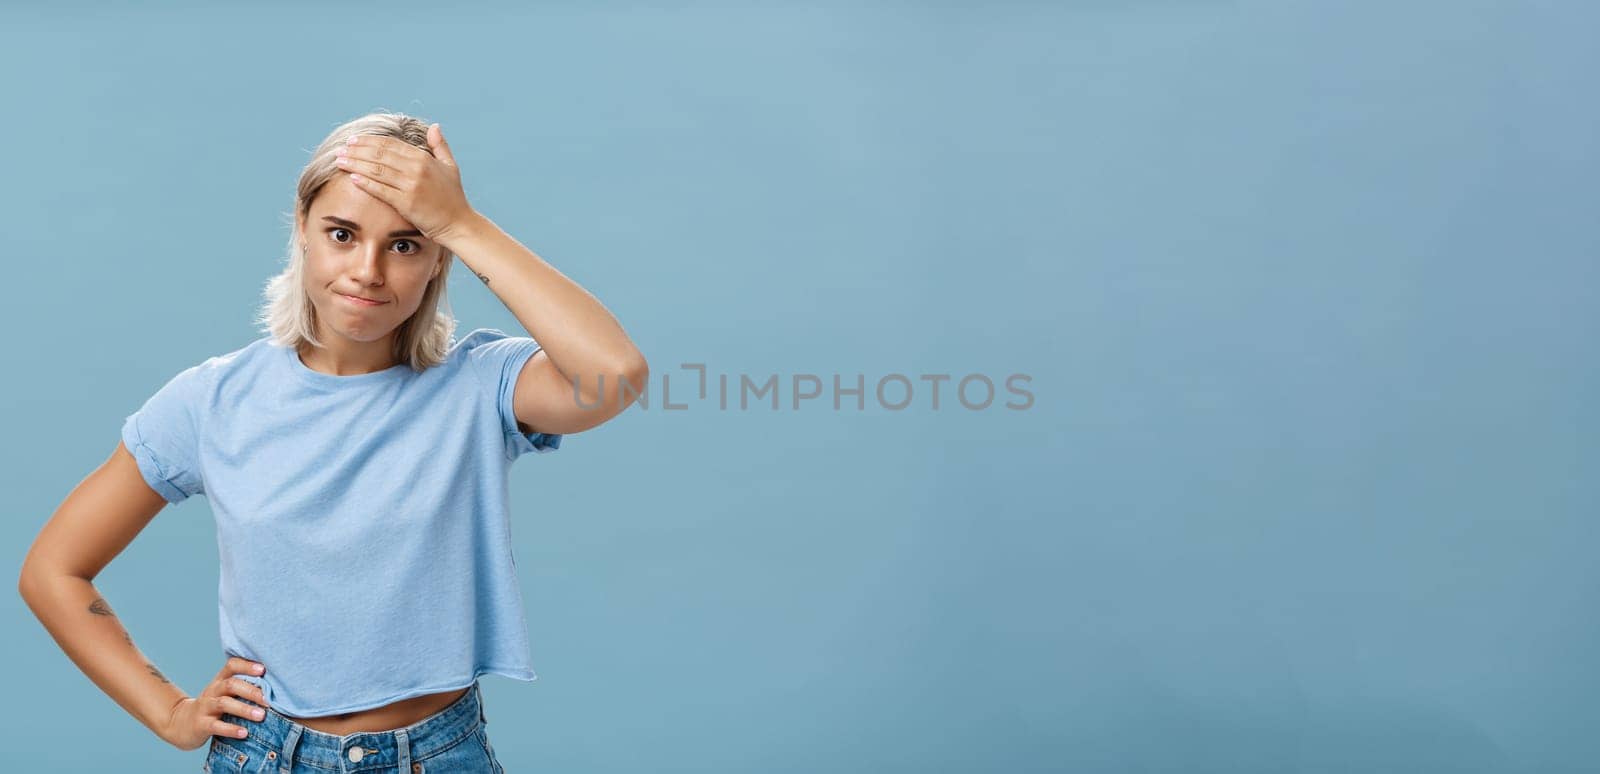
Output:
[19, 572, 187, 743]
[441, 211, 648, 392]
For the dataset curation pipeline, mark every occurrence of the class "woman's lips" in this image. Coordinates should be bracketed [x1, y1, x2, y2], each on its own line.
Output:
[338, 292, 387, 307]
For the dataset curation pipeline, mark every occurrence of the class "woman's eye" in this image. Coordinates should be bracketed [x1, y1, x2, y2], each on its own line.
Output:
[326, 230, 420, 255]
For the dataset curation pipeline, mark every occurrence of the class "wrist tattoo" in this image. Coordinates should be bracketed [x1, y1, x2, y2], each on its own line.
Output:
[475, 271, 490, 285]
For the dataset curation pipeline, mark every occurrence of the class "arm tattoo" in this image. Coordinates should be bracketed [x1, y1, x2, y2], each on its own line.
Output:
[474, 270, 490, 285]
[146, 663, 172, 685]
[91, 597, 168, 684]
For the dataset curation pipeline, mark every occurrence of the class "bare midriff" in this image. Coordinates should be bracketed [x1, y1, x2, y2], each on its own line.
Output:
[278, 686, 471, 736]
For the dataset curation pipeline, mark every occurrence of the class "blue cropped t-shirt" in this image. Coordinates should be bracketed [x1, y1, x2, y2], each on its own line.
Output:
[118, 327, 562, 717]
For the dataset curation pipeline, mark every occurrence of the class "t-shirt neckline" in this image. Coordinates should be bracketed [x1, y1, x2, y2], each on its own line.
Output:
[281, 341, 412, 387]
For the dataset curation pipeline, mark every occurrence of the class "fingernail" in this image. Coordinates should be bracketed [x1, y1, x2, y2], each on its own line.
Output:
[253, 709, 265, 719]
[254, 664, 265, 673]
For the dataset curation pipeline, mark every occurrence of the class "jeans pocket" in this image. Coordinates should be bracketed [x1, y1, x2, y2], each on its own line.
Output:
[475, 726, 506, 774]
[208, 735, 276, 774]
[206, 738, 251, 774]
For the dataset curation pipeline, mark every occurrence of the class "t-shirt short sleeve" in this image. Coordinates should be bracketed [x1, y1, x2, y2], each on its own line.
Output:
[121, 362, 210, 504]
[462, 328, 564, 460]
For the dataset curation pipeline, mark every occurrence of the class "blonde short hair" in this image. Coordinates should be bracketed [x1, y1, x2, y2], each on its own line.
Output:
[254, 110, 457, 371]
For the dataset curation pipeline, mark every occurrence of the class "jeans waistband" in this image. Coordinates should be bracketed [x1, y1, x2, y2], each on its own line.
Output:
[223, 681, 485, 772]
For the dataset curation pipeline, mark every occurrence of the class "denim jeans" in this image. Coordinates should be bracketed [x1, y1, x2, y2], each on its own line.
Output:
[204, 680, 506, 773]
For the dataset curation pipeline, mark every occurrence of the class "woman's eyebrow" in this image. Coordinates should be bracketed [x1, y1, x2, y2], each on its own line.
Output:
[320, 215, 425, 239]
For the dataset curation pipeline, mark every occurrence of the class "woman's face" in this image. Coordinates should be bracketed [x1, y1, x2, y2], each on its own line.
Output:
[296, 173, 445, 346]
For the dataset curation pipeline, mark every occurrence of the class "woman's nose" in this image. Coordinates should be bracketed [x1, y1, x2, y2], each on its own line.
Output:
[349, 246, 386, 283]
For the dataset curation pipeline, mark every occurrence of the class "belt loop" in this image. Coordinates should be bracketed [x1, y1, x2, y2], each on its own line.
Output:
[395, 727, 411, 771]
[279, 724, 303, 774]
[477, 681, 487, 725]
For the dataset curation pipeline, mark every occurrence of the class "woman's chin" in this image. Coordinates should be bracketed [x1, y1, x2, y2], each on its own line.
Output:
[324, 320, 392, 343]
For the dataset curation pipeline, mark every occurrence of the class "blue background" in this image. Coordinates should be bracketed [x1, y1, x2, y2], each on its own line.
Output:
[5, 2, 1596, 771]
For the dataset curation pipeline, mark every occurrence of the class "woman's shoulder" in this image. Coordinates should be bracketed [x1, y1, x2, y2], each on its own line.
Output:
[165, 335, 280, 397]
[449, 327, 527, 353]
[202, 335, 276, 373]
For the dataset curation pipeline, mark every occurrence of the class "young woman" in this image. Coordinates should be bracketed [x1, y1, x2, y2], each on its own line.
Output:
[18, 111, 648, 772]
